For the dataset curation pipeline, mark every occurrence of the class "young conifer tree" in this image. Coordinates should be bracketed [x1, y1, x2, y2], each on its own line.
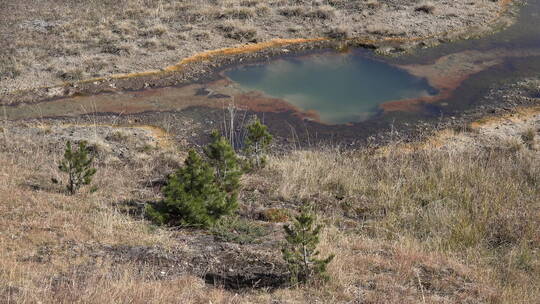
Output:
[243, 117, 272, 170]
[58, 141, 96, 195]
[146, 149, 234, 228]
[204, 131, 242, 196]
[282, 206, 335, 285]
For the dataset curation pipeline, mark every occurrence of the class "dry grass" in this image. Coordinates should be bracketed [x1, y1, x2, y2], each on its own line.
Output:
[218, 20, 258, 42]
[264, 124, 540, 302]
[1, 113, 539, 303]
[416, 2, 436, 14]
[0, 0, 508, 93]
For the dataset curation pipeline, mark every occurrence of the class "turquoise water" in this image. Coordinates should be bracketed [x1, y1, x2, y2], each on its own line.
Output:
[225, 0, 540, 125]
[225, 54, 438, 124]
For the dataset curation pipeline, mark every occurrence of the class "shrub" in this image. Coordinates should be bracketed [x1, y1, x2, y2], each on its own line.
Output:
[521, 128, 536, 149]
[145, 24, 168, 37]
[278, 6, 304, 17]
[146, 150, 235, 228]
[304, 6, 336, 19]
[58, 141, 97, 195]
[240, 0, 260, 7]
[366, 0, 381, 10]
[327, 25, 350, 39]
[261, 208, 290, 222]
[57, 69, 84, 81]
[415, 2, 436, 14]
[243, 117, 272, 170]
[503, 138, 523, 152]
[105, 131, 129, 143]
[0, 52, 22, 79]
[0, 63, 21, 79]
[218, 7, 255, 20]
[282, 206, 334, 285]
[218, 21, 257, 41]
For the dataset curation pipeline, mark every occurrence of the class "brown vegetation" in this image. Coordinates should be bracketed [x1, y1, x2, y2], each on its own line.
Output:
[1, 106, 538, 302]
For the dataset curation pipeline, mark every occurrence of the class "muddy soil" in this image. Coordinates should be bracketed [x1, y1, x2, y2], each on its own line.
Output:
[4, 78, 539, 151]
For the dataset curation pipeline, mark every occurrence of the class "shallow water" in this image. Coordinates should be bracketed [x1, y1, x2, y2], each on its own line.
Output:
[4, 0, 540, 144]
[225, 54, 438, 124]
[225, 0, 540, 125]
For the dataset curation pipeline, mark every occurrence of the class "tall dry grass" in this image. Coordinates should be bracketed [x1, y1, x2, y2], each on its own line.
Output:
[1, 120, 538, 303]
[268, 141, 539, 302]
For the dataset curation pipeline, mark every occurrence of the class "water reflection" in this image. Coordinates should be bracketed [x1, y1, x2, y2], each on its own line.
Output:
[225, 53, 438, 124]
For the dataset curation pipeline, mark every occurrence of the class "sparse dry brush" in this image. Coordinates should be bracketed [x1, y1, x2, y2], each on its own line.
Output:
[267, 142, 540, 302]
[416, 1, 436, 14]
[218, 20, 258, 42]
[0, 118, 538, 303]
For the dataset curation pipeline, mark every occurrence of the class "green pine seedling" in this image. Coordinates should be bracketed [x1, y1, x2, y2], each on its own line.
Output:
[243, 117, 272, 170]
[147, 149, 235, 228]
[58, 141, 97, 195]
[205, 130, 242, 195]
[282, 206, 335, 285]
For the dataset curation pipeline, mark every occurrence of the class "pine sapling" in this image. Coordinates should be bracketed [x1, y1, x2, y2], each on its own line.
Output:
[58, 141, 97, 195]
[282, 206, 334, 285]
[205, 131, 243, 195]
[243, 117, 272, 170]
[146, 149, 235, 228]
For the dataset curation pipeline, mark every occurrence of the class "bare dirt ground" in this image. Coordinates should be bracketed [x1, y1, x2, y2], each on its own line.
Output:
[0, 0, 516, 96]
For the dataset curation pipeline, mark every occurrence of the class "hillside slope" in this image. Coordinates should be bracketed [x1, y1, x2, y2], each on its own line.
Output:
[1, 102, 538, 303]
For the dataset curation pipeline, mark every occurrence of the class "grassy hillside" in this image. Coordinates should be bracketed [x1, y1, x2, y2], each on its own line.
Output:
[1, 108, 538, 303]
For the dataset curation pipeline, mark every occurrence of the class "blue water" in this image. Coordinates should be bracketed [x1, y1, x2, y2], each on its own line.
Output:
[225, 0, 540, 125]
[225, 54, 438, 124]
